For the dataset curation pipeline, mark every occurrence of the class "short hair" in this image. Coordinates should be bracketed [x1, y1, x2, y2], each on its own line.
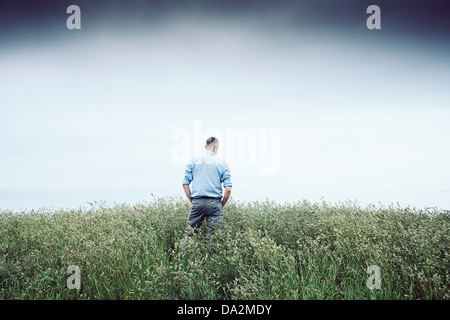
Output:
[206, 136, 219, 148]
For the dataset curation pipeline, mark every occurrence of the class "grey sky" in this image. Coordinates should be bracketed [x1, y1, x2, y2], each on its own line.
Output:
[1, 3, 449, 210]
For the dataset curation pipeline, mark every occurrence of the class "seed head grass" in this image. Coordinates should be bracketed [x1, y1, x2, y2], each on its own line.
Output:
[0, 197, 448, 299]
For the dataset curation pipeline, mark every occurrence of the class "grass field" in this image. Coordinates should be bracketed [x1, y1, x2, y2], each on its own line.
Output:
[0, 197, 448, 300]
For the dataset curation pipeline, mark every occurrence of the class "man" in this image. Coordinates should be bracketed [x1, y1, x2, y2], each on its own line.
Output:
[180, 137, 232, 256]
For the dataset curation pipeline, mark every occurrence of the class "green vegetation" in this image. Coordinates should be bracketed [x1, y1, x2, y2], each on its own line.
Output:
[0, 197, 448, 299]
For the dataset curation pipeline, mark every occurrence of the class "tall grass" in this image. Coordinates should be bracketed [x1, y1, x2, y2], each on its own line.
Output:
[0, 197, 448, 299]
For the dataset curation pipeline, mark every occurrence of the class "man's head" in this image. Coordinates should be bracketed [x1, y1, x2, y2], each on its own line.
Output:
[205, 137, 219, 154]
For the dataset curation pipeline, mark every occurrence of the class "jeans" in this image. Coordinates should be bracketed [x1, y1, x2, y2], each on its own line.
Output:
[180, 197, 223, 259]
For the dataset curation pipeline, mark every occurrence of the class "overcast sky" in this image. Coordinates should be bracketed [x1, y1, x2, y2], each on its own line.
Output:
[1, 0, 449, 211]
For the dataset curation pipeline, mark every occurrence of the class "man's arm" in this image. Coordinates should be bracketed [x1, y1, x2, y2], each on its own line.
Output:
[182, 184, 192, 203]
[182, 158, 195, 203]
[221, 161, 232, 209]
[222, 186, 232, 208]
